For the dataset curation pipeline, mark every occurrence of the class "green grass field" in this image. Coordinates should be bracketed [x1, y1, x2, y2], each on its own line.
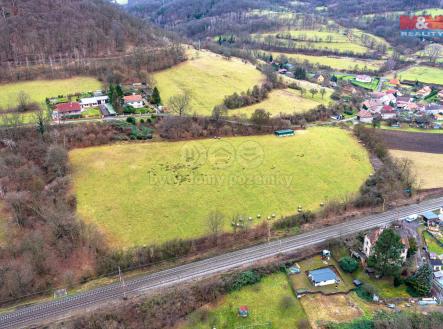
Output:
[153, 50, 264, 116]
[424, 231, 443, 255]
[181, 273, 308, 329]
[0, 77, 102, 109]
[271, 52, 383, 71]
[353, 268, 410, 298]
[70, 127, 372, 246]
[399, 66, 443, 85]
[229, 87, 332, 117]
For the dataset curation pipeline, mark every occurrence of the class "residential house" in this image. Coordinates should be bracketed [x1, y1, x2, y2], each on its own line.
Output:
[370, 92, 385, 99]
[363, 228, 383, 258]
[278, 68, 288, 74]
[308, 268, 338, 287]
[438, 89, 443, 100]
[80, 96, 109, 109]
[314, 73, 325, 84]
[380, 93, 396, 105]
[389, 78, 400, 85]
[385, 89, 398, 96]
[123, 94, 144, 108]
[356, 75, 372, 83]
[424, 103, 443, 115]
[416, 86, 432, 98]
[396, 96, 413, 109]
[431, 259, 443, 272]
[363, 228, 408, 263]
[357, 110, 373, 123]
[362, 98, 383, 112]
[381, 105, 397, 120]
[52, 102, 82, 120]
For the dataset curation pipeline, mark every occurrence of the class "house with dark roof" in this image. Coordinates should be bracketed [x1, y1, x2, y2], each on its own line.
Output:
[308, 267, 338, 287]
[431, 259, 443, 272]
[52, 102, 82, 120]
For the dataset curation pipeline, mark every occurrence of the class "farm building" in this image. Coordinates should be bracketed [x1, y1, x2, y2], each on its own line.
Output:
[274, 129, 294, 137]
[52, 102, 81, 119]
[308, 267, 338, 287]
[124, 94, 144, 108]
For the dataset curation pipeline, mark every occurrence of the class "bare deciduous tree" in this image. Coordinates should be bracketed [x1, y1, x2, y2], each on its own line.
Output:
[168, 92, 191, 116]
[207, 210, 224, 236]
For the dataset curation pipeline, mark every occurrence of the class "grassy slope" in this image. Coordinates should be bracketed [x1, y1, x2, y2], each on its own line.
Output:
[271, 52, 383, 71]
[390, 150, 443, 189]
[399, 66, 443, 85]
[70, 127, 372, 247]
[0, 77, 102, 109]
[229, 87, 332, 117]
[154, 50, 264, 116]
[181, 273, 307, 328]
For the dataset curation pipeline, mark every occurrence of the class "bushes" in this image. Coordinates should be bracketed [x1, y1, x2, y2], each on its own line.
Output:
[338, 256, 359, 273]
[229, 270, 262, 291]
[355, 283, 377, 302]
[223, 83, 273, 109]
[272, 211, 315, 230]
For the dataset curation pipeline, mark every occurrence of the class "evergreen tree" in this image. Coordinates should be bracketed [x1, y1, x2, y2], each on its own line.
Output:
[406, 264, 433, 296]
[151, 87, 161, 105]
[368, 229, 404, 277]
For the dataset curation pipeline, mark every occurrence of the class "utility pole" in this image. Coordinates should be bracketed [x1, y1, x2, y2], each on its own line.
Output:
[118, 266, 127, 300]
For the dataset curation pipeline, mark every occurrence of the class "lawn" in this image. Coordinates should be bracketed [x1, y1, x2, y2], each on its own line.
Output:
[81, 107, 101, 118]
[424, 231, 443, 255]
[180, 273, 308, 329]
[289, 256, 355, 294]
[300, 294, 364, 329]
[229, 87, 332, 117]
[271, 52, 383, 71]
[70, 127, 372, 247]
[352, 268, 410, 298]
[399, 66, 443, 85]
[153, 50, 265, 116]
[0, 77, 102, 109]
[351, 78, 380, 91]
[389, 150, 443, 189]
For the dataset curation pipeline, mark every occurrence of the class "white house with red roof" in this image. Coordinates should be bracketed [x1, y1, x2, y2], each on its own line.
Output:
[52, 102, 82, 120]
[124, 94, 144, 108]
[381, 105, 396, 119]
[357, 110, 373, 123]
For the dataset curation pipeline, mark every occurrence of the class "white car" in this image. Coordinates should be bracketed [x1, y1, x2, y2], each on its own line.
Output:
[404, 214, 418, 222]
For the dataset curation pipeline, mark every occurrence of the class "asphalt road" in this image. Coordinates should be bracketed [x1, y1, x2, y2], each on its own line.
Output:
[1, 197, 442, 329]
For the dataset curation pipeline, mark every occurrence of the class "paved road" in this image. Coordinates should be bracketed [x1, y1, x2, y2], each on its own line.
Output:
[1, 197, 442, 329]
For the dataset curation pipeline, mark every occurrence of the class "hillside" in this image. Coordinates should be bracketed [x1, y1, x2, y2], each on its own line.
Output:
[0, 0, 163, 64]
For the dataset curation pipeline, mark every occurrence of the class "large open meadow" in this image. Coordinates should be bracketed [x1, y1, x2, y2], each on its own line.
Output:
[229, 87, 332, 117]
[399, 66, 443, 85]
[271, 52, 384, 71]
[153, 50, 264, 116]
[0, 77, 102, 109]
[70, 127, 372, 247]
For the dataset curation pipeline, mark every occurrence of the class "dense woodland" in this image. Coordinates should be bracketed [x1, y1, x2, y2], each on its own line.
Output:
[0, 0, 160, 64]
